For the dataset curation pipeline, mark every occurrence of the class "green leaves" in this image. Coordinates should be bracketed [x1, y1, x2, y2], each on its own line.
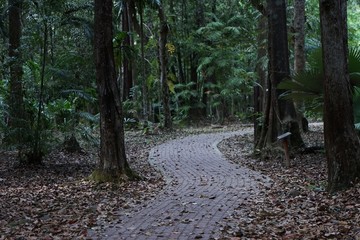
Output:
[278, 47, 360, 115]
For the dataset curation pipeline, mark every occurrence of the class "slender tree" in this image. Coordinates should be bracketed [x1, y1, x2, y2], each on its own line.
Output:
[158, 2, 172, 129]
[319, 0, 360, 192]
[121, 1, 133, 101]
[293, 0, 306, 74]
[92, 0, 132, 181]
[254, 15, 267, 142]
[293, 0, 308, 132]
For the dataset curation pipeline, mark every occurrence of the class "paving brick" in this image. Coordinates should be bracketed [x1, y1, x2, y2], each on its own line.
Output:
[91, 129, 271, 239]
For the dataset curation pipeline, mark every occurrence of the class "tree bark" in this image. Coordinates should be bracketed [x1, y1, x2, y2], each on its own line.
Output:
[254, 15, 267, 142]
[121, 1, 133, 101]
[93, 0, 132, 181]
[158, 4, 172, 129]
[293, 0, 308, 132]
[257, 0, 304, 150]
[319, 0, 360, 192]
[293, 0, 306, 73]
[8, 0, 25, 134]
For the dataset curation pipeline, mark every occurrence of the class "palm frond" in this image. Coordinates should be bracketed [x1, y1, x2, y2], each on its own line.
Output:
[349, 47, 360, 74]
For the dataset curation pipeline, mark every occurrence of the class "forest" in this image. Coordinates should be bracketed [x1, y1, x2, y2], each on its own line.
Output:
[1, 0, 360, 239]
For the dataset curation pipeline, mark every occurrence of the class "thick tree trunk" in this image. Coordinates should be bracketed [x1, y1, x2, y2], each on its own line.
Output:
[8, 0, 25, 133]
[158, 4, 172, 129]
[319, 0, 360, 192]
[93, 0, 132, 181]
[258, 0, 304, 149]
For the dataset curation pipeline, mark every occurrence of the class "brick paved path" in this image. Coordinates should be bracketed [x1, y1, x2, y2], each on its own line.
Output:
[93, 129, 270, 240]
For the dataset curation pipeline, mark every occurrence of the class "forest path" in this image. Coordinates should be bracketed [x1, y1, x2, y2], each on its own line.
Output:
[93, 129, 271, 240]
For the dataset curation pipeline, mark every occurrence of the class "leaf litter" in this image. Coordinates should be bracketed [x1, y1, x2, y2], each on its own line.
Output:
[218, 124, 360, 239]
[1, 123, 358, 239]
[0, 124, 242, 239]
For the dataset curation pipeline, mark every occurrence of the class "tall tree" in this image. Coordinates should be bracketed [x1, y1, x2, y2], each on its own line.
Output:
[158, 2, 172, 129]
[93, 0, 132, 181]
[319, 0, 360, 192]
[293, 0, 306, 74]
[254, 15, 267, 142]
[256, 0, 304, 150]
[7, 0, 25, 141]
[121, 1, 134, 101]
[293, 0, 308, 132]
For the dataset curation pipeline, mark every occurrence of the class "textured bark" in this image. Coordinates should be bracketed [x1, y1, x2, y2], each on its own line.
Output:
[293, 0, 306, 73]
[121, 2, 133, 101]
[158, 4, 172, 129]
[139, 7, 149, 120]
[293, 0, 308, 132]
[94, 0, 131, 179]
[254, 15, 267, 143]
[257, 0, 304, 149]
[319, 0, 360, 192]
[8, 0, 25, 130]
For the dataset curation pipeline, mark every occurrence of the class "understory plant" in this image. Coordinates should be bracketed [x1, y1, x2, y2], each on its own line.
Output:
[278, 47, 360, 126]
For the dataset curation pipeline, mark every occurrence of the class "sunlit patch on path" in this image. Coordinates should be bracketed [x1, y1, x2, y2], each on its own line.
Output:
[92, 129, 271, 239]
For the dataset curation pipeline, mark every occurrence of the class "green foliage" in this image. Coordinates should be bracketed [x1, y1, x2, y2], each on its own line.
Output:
[279, 47, 360, 124]
[0, 0, 97, 162]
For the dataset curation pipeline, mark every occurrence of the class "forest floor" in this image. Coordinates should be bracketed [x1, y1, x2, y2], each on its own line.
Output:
[218, 124, 360, 239]
[0, 123, 359, 239]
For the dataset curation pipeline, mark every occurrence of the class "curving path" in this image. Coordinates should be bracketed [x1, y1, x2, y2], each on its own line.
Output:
[93, 129, 271, 240]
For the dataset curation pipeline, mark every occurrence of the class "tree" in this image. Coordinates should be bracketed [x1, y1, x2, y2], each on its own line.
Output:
[293, 0, 306, 74]
[319, 0, 360, 192]
[121, 1, 134, 102]
[7, 0, 25, 144]
[256, 0, 304, 151]
[158, 2, 172, 129]
[92, 0, 132, 181]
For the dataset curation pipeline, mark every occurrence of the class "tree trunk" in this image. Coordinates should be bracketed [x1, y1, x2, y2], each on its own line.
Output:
[293, 0, 308, 132]
[7, 0, 25, 139]
[188, 0, 206, 120]
[254, 15, 267, 142]
[257, 0, 304, 150]
[158, 4, 172, 129]
[319, 0, 360, 192]
[293, 0, 306, 73]
[121, 2, 133, 101]
[139, 8, 149, 120]
[93, 0, 132, 182]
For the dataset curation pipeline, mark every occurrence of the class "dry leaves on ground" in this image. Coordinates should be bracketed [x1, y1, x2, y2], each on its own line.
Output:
[218, 125, 360, 240]
[0, 125, 240, 239]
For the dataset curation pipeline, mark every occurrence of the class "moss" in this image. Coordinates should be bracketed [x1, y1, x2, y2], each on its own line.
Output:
[88, 168, 142, 183]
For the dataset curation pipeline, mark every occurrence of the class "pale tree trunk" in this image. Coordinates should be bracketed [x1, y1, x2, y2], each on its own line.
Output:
[319, 0, 360, 192]
[293, 0, 306, 73]
[158, 4, 172, 129]
[293, 0, 308, 132]
[93, 0, 132, 181]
